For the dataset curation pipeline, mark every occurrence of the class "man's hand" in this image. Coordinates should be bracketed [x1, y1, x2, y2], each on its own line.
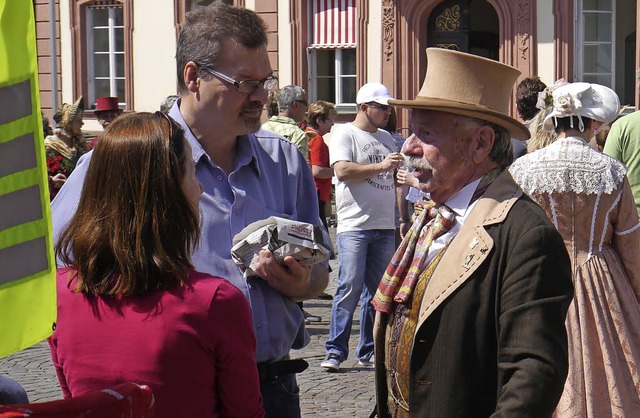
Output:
[253, 250, 329, 301]
[381, 152, 405, 172]
[400, 221, 412, 239]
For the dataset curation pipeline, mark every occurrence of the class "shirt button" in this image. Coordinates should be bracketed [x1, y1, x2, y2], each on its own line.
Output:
[216, 175, 223, 181]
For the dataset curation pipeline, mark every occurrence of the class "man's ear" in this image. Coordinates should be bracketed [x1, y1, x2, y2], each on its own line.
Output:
[183, 61, 200, 93]
[472, 124, 495, 164]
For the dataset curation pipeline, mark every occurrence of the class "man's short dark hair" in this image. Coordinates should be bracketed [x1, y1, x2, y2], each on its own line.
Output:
[175, 3, 268, 94]
[516, 77, 547, 121]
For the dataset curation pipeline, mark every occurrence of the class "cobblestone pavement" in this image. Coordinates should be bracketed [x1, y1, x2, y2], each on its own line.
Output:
[0, 230, 378, 417]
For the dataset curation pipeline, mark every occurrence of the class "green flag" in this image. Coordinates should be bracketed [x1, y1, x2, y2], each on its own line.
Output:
[0, 0, 57, 358]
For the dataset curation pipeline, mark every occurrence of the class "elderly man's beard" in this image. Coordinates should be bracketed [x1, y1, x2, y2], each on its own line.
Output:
[241, 101, 265, 133]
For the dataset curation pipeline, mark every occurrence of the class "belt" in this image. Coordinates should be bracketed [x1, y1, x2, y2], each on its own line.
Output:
[257, 358, 309, 382]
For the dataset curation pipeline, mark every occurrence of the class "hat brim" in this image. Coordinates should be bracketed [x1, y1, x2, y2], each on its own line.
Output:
[388, 97, 530, 140]
[375, 97, 393, 105]
[357, 97, 394, 106]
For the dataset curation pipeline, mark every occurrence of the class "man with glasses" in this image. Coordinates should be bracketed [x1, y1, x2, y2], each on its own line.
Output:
[51, 4, 328, 417]
[262, 85, 310, 163]
[321, 82, 405, 371]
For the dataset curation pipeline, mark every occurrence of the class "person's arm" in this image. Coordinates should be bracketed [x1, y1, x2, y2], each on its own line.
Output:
[47, 337, 72, 398]
[290, 130, 310, 164]
[493, 223, 573, 417]
[253, 251, 329, 301]
[312, 164, 334, 179]
[309, 133, 334, 178]
[611, 178, 640, 301]
[252, 140, 329, 301]
[333, 152, 404, 183]
[602, 121, 623, 160]
[396, 184, 411, 238]
[211, 282, 264, 418]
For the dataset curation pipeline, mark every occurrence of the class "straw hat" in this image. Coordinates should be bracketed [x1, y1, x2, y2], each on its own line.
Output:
[389, 48, 530, 140]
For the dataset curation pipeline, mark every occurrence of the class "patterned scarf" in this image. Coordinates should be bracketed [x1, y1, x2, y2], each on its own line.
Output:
[372, 168, 502, 313]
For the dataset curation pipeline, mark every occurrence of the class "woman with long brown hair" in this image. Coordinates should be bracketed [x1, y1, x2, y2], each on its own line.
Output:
[50, 112, 264, 418]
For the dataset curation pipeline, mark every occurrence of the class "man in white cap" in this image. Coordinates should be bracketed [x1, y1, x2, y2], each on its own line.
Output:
[321, 82, 405, 371]
[371, 49, 573, 417]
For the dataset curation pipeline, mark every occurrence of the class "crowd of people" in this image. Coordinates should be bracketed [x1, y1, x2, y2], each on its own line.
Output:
[3, 2, 640, 417]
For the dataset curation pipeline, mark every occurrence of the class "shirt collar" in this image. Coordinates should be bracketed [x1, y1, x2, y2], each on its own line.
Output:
[169, 99, 260, 176]
[444, 177, 482, 218]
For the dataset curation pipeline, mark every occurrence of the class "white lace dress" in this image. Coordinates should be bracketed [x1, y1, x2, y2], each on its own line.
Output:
[510, 136, 640, 417]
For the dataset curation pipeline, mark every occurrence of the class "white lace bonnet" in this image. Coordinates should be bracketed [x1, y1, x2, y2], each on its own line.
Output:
[543, 82, 620, 132]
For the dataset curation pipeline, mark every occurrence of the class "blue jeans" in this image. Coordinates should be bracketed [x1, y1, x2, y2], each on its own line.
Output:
[325, 229, 396, 361]
[261, 373, 301, 418]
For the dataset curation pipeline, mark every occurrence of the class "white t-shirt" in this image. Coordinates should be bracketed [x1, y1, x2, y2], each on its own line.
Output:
[329, 123, 397, 233]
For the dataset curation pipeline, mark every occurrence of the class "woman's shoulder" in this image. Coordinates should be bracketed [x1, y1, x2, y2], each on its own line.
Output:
[185, 270, 245, 301]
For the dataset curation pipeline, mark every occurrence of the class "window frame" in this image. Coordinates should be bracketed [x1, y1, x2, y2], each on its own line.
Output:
[310, 48, 358, 112]
[85, 5, 125, 107]
[574, 0, 616, 88]
[71, 0, 133, 112]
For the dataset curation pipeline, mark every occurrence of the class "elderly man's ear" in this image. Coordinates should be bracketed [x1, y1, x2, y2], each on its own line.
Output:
[471, 125, 495, 164]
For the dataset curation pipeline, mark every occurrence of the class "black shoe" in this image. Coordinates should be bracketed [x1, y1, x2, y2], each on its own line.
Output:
[315, 292, 333, 300]
[303, 310, 322, 324]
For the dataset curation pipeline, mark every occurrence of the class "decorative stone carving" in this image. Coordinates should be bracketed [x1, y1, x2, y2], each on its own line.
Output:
[382, 0, 395, 61]
[434, 44, 461, 50]
[516, 0, 531, 60]
[435, 6, 461, 32]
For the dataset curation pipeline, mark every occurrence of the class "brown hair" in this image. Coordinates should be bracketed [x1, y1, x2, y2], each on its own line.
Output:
[307, 100, 337, 129]
[516, 77, 547, 121]
[176, 3, 268, 94]
[56, 112, 200, 296]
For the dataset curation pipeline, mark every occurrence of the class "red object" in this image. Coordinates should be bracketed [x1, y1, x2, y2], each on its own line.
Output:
[0, 382, 155, 418]
[307, 128, 332, 202]
[49, 268, 264, 418]
[94, 97, 120, 113]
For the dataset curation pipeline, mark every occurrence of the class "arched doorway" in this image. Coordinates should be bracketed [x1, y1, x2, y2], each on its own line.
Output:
[427, 0, 499, 61]
[381, 0, 536, 128]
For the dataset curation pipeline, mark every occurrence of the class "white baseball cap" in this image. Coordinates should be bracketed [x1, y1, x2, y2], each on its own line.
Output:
[356, 82, 394, 105]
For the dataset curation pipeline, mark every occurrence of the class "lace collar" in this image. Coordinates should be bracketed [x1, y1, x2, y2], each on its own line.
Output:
[509, 136, 626, 195]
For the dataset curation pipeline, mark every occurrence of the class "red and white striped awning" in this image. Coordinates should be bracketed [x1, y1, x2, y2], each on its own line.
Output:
[310, 0, 356, 49]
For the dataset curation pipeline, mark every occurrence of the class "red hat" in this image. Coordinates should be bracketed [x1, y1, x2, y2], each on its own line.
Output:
[95, 96, 120, 113]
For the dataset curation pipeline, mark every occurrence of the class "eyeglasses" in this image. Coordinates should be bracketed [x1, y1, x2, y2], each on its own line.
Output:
[200, 67, 279, 94]
[367, 102, 391, 111]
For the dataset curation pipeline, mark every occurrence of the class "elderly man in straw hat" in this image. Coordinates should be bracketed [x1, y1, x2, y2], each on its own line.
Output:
[371, 48, 574, 417]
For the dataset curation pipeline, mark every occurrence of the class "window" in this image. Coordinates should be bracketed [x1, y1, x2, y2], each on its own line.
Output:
[86, 4, 124, 106]
[71, 0, 132, 111]
[308, 0, 357, 111]
[575, 0, 615, 87]
[312, 49, 357, 107]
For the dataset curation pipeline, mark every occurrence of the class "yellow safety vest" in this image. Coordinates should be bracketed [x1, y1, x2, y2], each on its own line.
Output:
[0, 0, 56, 358]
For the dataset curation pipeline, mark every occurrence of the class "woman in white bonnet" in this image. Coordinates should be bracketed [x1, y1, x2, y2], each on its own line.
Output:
[510, 82, 640, 417]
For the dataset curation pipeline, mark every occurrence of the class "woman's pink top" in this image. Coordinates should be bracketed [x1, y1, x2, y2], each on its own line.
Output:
[49, 267, 264, 418]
